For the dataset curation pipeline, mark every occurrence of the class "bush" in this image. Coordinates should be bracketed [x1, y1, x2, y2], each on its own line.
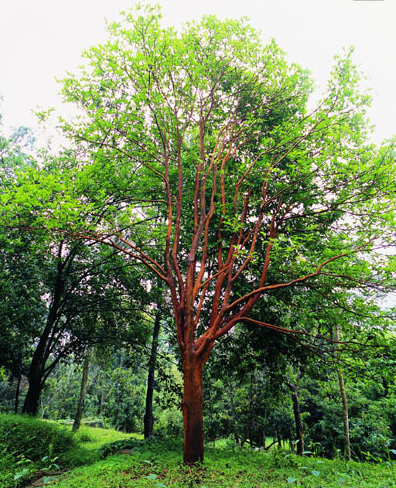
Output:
[0, 413, 76, 464]
[73, 426, 95, 443]
[155, 408, 183, 438]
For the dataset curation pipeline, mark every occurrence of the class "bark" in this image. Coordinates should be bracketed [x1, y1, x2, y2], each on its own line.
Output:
[14, 374, 21, 414]
[22, 361, 45, 415]
[262, 408, 267, 449]
[22, 258, 65, 415]
[338, 369, 351, 460]
[335, 327, 351, 460]
[143, 305, 162, 438]
[72, 348, 92, 432]
[181, 355, 205, 464]
[241, 374, 257, 447]
[228, 380, 239, 444]
[290, 384, 304, 455]
[276, 428, 282, 447]
[99, 390, 105, 415]
[287, 369, 305, 455]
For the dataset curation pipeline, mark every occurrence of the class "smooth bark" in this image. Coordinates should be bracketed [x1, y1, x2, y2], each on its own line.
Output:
[335, 327, 351, 460]
[14, 374, 21, 414]
[23, 257, 65, 415]
[287, 370, 304, 455]
[143, 305, 162, 438]
[22, 360, 45, 415]
[289, 384, 304, 455]
[72, 348, 92, 432]
[228, 380, 239, 444]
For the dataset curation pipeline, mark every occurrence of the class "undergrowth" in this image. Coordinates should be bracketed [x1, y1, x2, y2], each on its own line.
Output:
[0, 415, 135, 487]
[49, 436, 396, 488]
[1, 418, 395, 488]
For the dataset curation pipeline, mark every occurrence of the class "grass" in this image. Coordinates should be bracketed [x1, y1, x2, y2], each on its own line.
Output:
[47, 433, 396, 488]
[1, 419, 396, 487]
[0, 414, 77, 488]
[72, 424, 139, 451]
[0, 417, 137, 488]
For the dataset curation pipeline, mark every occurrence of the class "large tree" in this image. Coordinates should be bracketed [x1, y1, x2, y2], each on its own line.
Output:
[5, 7, 396, 462]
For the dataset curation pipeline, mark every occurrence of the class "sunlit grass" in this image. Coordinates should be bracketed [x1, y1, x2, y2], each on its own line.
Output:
[72, 424, 141, 450]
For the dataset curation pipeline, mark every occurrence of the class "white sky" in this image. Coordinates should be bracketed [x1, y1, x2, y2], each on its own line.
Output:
[0, 0, 395, 143]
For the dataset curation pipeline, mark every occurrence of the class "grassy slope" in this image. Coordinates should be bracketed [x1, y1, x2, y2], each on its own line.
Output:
[47, 427, 396, 488]
[0, 421, 135, 488]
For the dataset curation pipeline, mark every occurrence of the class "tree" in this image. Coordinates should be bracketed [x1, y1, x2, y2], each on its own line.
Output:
[6, 7, 396, 462]
[21, 240, 151, 415]
[0, 110, 47, 412]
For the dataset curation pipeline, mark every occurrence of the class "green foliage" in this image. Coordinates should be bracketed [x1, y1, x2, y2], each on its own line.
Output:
[303, 375, 396, 461]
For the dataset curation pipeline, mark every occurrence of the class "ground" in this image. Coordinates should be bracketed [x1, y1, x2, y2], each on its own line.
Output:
[34, 426, 396, 488]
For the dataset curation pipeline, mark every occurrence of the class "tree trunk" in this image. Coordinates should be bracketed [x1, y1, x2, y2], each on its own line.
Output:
[22, 329, 50, 416]
[262, 408, 267, 449]
[144, 306, 161, 438]
[276, 428, 282, 448]
[338, 369, 351, 460]
[22, 362, 45, 415]
[99, 390, 105, 415]
[14, 375, 21, 414]
[241, 374, 256, 447]
[72, 348, 92, 432]
[290, 384, 304, 455]
[181, 356, 205, 464]
[22, 259, 65, 416]
[229, 380, 239, 445]
[335, 327, 351, 460]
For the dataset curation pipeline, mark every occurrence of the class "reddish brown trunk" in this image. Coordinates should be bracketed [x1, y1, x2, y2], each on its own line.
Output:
[182, 356, 204, 464]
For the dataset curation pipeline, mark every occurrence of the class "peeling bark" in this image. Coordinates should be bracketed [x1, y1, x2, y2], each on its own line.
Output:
[181, 356, 205, 464]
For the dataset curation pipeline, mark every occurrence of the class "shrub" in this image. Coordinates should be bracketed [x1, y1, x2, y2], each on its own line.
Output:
[73, 426, 96, 443]
[0, 413, 75, 464]
[155, 408, 184, 438]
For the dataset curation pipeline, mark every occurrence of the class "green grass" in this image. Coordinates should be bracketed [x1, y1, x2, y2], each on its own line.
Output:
[47, 437, 396, 488]
[0, 413, 75, 462]
[72, 424, 139, 450]
[0, 413, 78, 488]
[1, 418, 395, 488]
[0, 416, 137, 488]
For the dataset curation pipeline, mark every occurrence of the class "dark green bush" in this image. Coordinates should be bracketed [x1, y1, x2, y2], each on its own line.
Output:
[0, 413, 75, 463]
